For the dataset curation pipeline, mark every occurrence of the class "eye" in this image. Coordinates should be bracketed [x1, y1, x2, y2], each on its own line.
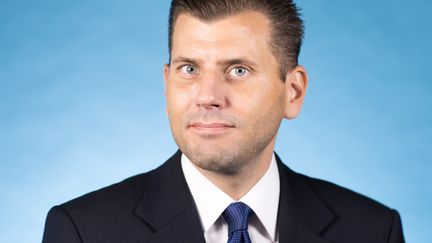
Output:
[180, 65, 198, 75]
[229, 67, 249, 77]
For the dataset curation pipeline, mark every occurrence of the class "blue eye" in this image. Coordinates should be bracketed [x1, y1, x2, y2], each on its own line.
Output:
[181, 65, 198, 74]
[231, 67, 248, 77]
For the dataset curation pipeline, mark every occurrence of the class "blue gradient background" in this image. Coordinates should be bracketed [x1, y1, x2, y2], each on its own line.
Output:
[1, 1, 431, 242]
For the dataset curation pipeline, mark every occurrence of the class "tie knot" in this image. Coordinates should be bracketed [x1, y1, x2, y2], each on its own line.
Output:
[222, 202, 253, 235]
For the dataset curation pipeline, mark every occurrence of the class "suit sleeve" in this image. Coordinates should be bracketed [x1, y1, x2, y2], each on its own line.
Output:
[42, 206, 83, 243]
[387, 210, 405, 243]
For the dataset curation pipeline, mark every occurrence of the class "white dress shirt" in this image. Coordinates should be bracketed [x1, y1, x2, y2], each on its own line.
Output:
[181, 153, 280, 243]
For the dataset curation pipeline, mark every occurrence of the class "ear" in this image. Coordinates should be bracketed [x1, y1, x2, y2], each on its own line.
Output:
[163, 63, 170, 96]
[163, 63, 170, 116]
[283, 65, 308, 119]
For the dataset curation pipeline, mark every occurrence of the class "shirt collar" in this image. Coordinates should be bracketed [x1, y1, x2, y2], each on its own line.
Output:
[181, 153, 280, 241]
[240, 153, 280, 240]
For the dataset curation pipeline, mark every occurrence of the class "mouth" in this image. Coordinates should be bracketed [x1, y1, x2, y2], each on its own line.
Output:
[188, 122, 235, 134]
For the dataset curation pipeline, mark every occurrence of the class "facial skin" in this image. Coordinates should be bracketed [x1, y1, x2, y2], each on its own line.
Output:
[164, 11, 307, 198]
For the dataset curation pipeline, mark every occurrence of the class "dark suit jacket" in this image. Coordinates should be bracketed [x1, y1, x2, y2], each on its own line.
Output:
[42, 150, 405, 243]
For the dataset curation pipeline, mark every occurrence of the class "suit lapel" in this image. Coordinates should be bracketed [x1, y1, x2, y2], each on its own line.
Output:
[276, 153, 335, 243]
[134, 150, 205, 243]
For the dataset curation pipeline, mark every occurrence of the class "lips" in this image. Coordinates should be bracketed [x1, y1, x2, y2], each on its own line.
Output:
[188, 122, 234, 133]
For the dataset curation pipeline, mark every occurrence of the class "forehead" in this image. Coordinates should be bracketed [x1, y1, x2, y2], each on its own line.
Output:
[171, 11, 273, 61]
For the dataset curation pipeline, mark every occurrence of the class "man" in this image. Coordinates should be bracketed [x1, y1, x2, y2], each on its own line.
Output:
[42, 0, 405, 242]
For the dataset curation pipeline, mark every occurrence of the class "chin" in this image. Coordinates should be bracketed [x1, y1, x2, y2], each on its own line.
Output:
[185, 146, 245, 175]
[194, 157, 242, 175]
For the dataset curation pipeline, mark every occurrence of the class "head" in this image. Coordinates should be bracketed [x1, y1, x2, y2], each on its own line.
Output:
[164, 0, 308, 175]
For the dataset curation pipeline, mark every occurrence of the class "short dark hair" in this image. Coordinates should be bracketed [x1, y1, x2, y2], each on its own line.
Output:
[168, 0, 304, 80]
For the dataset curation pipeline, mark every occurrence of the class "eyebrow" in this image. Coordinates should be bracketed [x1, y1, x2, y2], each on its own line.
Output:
[170, 57, 202, 66]
[216, 58, 258, 69]
[170, 56, 258, 68]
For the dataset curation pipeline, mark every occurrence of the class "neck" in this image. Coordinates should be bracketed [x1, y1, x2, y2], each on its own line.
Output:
[193, 141, 275, 200]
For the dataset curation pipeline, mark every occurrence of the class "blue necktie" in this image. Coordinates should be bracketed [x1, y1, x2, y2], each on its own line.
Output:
[223, 202, 253, 243]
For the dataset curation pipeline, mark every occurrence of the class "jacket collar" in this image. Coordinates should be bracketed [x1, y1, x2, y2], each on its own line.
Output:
[134, 150, 335, 243]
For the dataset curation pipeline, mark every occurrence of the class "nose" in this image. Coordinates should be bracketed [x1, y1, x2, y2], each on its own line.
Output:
[195, 74, 227, 110]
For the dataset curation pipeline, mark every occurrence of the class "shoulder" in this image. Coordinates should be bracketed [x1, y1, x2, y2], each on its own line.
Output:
[276, 154, 404, 240]
[301, 173, 395, 217]
[43, 171, 158, 243]
[61, 170, 153, 213]
[59, 151, 182, 213]
[50, 168, 161, 237]
[275, 155, 397, 221]
[43, 152, 185, 243]
[296, 171, 403, 240]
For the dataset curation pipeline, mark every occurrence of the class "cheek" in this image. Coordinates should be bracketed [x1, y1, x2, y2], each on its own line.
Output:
[235, 83, 284, 115]
[242, 92, 285, 135]
[244, 90, 286, 132]
[167, 85, 192, 108]
[166, 84, 197, 127]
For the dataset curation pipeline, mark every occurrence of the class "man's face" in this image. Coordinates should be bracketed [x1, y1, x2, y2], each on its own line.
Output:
[164, 11, 298, 174]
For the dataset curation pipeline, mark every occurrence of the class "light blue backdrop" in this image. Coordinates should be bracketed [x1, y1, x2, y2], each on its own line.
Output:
[0, 0, 430, 242]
